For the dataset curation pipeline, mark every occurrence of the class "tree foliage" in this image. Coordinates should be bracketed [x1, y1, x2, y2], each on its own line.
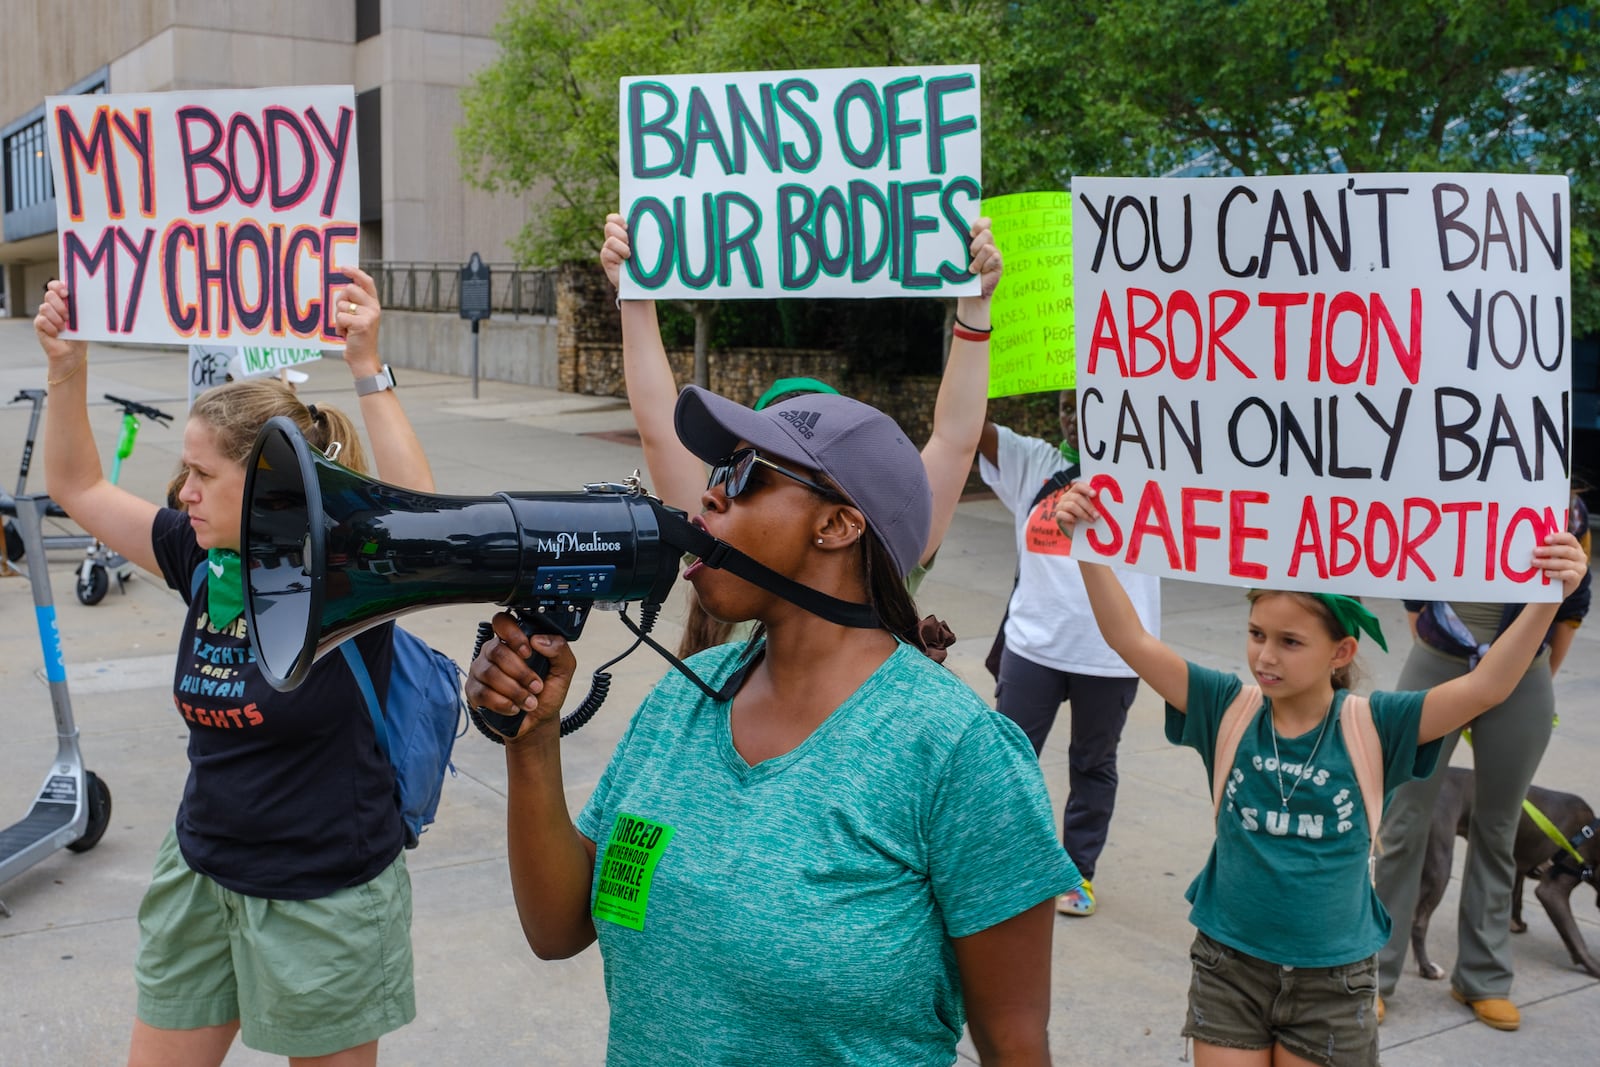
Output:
[460, 0, 1600, 331]
[458, 0, 923, 266]
[990, 0, 1600, 332]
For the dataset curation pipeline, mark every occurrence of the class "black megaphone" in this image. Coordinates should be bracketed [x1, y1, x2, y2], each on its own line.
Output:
[240, 416, 681, 693]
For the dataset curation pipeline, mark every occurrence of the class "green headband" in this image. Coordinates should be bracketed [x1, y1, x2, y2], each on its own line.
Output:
[755, 376, 840, 411]
[1312, 593, 1388, 653]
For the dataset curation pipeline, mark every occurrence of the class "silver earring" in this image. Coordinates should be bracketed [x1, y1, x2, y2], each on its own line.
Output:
[816, 538, 824, 544]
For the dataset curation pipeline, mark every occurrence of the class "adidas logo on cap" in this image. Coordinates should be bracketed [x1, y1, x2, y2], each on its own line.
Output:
[777, 409, 821, 439]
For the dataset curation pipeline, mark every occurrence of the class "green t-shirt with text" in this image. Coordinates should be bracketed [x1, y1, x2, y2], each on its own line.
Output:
[1167, 662, 1441, 967]
[576, 641, 1078, 1067]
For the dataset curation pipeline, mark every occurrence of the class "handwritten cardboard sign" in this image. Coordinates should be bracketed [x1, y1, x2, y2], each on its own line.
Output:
[1072, 173, 1571, 601]
[618, 65, 982, 300]
[46, 85, 360, 347]
[986, 191, 1073, 396]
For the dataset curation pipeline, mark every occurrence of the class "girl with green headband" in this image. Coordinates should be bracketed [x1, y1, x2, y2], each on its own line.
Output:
[1051, 480, 1588, 1067]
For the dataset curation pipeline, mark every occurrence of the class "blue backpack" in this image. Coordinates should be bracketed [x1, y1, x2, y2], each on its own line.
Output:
[191, 563, 467, 848]
[341, 634, 468, 848]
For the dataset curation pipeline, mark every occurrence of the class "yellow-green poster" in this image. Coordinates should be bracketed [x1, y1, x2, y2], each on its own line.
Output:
[985, 191, 1072, 396]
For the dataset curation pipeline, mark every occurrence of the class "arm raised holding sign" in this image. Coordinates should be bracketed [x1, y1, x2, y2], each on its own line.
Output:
[601, 210, 1002, 657]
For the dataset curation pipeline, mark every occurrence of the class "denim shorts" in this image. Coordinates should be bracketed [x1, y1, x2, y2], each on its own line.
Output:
[134, 827, 415, 1057]
[1182, 930, 1379, 1067]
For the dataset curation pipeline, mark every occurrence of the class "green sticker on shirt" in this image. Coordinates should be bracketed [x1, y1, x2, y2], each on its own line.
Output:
[594, 813, 676, 931]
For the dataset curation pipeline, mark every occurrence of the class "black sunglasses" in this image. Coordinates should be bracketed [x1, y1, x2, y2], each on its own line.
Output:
[708, 448, 844, 501]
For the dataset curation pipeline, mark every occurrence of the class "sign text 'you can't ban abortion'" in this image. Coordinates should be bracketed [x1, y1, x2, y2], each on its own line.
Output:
[618, 66, 982, 300]
[1073, 173, 1570, 601]
[46, 85, 360, 347]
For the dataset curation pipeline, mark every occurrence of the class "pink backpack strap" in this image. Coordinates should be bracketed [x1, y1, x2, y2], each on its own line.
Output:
[1212, 684, 1263, 820]
[1339, 693, 1386, 884]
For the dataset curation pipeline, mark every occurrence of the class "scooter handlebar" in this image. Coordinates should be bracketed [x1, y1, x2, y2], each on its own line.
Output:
[102, 394, 174, 426]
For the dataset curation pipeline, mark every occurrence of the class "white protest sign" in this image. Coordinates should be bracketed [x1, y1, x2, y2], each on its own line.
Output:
[227, 344, 324, 377]
[187, 343, 323, 404]
[1073, 173, 1571, 602]
[46, 85, 360, 347]
[618, 65, 982, 300]
[187, 345, 232, 405]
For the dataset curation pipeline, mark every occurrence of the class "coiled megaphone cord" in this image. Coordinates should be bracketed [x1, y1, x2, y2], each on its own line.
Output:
[467, 603, 663, 744]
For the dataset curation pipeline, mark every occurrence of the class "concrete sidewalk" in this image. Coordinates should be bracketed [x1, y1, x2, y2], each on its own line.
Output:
[0, 318, 1594, 1065]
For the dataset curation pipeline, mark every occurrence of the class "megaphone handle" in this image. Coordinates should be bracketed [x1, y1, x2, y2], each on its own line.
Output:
[486, 615, 557, 737]
[474, 705, 528, 739]
[469, 616, 554, 742]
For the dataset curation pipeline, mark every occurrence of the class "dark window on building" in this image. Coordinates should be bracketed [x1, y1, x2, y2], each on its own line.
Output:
[3, 116, 51, 214]
[356, 0, 381, 41]
[2, 72, 105, 242]
[357, 87, 382, 223]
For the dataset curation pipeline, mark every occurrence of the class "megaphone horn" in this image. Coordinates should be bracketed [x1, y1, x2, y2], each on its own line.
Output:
[241, 416, 681, 691]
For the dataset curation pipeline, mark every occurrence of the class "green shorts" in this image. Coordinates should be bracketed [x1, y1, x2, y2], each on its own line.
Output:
[134, 827, 415, 1057]
[1182, 930, 1379, 1067]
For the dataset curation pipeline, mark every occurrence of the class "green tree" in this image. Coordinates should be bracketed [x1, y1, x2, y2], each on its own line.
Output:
[987, 0, 1600, 333]
[458, 0, 940, 384]
[459, 0, 926, 268]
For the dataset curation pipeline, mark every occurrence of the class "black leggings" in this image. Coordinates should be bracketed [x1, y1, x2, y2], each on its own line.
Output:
[995, 648, 1137, 881]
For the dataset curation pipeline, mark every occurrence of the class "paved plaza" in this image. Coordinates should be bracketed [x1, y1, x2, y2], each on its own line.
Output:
[0, 320, 1594, 1065]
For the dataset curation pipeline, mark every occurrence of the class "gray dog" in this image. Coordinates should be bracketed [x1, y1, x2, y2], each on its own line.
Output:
[1410, 766, 1600, 980]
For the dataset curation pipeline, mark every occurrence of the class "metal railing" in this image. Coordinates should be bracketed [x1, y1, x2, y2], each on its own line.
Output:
[367, 262, 559, 318]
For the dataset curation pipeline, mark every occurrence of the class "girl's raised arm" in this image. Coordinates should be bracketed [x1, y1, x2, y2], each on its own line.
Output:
[1416, 530, 1588, 743]
[1053, 483, 1189, 710]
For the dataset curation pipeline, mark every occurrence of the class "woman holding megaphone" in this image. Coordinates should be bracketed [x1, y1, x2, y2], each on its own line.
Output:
[35, 270, 433, 1067]
[466, 386, 1078, 1066]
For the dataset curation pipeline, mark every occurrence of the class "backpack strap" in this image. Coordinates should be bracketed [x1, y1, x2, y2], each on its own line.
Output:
[1031, 465, 1079, 513]
[1212, 684, 1263, 819]
[1339, 693, 1385, 884]
[340, 642, 392, 760]
[189, 560, 208, 600]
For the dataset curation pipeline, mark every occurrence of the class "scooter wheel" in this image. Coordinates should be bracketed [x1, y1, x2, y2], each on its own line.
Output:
[76, 564, 109, 605]
[67, 771, 112, 853]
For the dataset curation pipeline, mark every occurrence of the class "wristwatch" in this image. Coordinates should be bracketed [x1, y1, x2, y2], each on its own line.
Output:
[353, 364, 397, 396]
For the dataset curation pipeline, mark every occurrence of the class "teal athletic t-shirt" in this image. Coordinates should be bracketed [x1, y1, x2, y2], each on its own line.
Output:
[1167, 662, 1442, 967]
[575, 640, 1080, 1067]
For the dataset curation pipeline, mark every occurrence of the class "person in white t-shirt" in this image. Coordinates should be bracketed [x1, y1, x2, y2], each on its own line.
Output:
[978, 389, 1161, 916]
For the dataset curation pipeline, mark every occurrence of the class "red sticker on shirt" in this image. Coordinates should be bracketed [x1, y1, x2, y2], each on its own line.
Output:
[1024, 488, 1073, 556]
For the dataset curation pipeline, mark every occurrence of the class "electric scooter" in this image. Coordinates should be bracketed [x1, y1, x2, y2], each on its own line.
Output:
[74, 394, 173, 605]
[1, 389, 94, 564]
[0, 492, 112, 914]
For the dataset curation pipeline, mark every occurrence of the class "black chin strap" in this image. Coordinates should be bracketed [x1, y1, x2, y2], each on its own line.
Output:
[652, 507, 879, 629]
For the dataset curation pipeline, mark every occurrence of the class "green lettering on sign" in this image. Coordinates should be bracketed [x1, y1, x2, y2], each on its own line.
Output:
[593, 812, 676, 931]
[984, 191, 1074, 397]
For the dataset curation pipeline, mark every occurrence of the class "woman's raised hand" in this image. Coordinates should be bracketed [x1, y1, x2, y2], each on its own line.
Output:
[967, 217, 1002, 299]
[600, 213, 631, 290]
[334, 266, 383, 374]
[464, 612, 578, 741]
[33, 280, 88, 375]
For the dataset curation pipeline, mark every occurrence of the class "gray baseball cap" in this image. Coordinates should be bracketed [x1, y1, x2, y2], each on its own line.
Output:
[674, 385, 931, 578]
